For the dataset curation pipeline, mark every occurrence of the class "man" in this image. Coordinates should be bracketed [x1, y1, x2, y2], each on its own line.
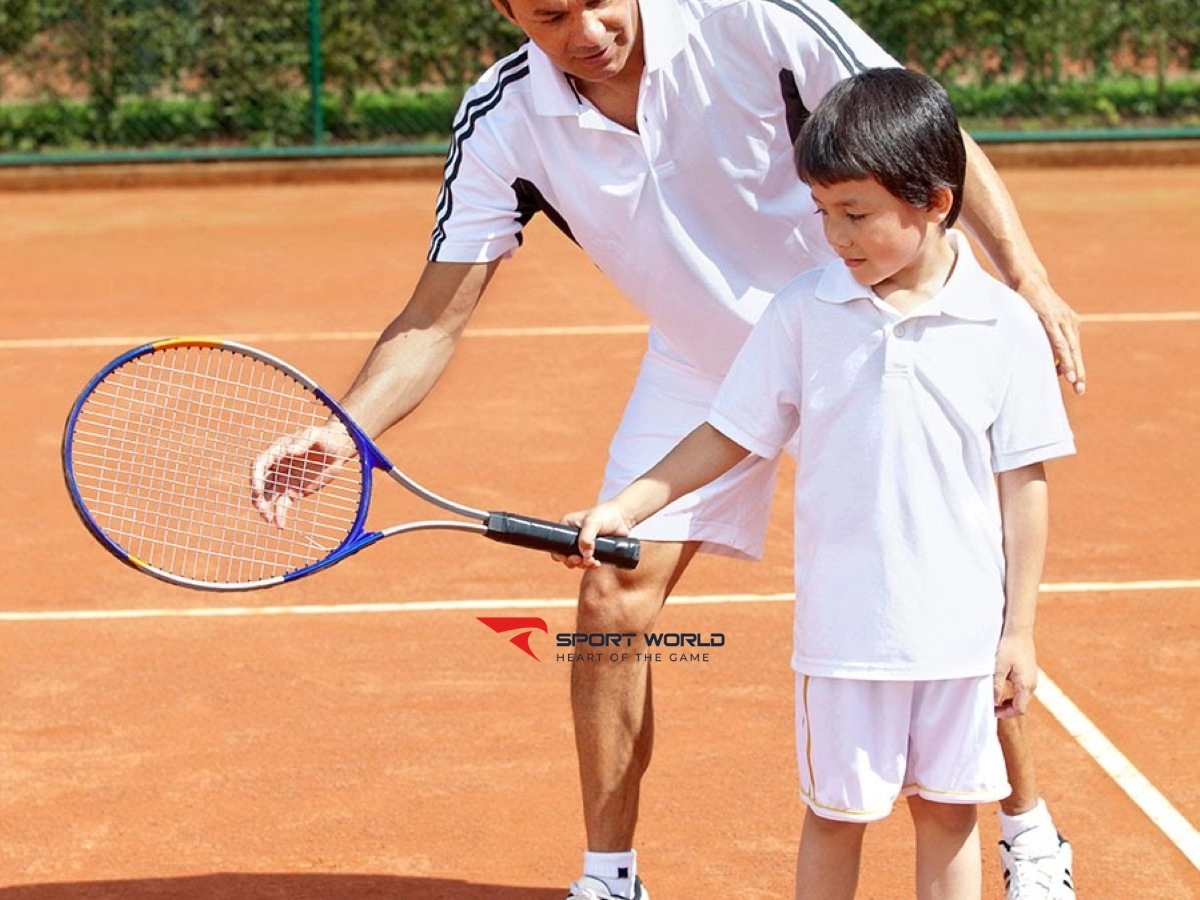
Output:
[252, 2, 1085, 898]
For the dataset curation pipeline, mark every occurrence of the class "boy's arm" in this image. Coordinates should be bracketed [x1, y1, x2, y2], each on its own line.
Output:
[994, 461, 1050, 718]
[562, 423, 751, 567]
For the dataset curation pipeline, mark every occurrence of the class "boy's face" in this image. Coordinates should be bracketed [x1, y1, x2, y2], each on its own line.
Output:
[492, 0, 641, 86]
[809, 178, 952, 292]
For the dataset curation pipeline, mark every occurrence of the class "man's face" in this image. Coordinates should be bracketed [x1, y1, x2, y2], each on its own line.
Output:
[493, 0, 641, 85]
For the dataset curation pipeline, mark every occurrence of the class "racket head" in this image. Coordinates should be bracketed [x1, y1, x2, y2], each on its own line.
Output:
[62, 338, 383, 591]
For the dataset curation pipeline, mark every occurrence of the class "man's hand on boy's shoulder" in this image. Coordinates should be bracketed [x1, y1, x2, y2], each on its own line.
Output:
[1021, 277, 1086, 395]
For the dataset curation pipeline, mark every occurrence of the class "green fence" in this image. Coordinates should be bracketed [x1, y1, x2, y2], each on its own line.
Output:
[0, 0, 1197, 165]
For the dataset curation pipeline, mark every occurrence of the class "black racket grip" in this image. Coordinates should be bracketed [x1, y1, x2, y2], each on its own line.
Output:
[485, 512, 640, 569]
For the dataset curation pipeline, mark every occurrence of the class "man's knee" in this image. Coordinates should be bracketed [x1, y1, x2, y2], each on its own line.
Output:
[577, 565, 664, 633]
[575, 541, 692, 633]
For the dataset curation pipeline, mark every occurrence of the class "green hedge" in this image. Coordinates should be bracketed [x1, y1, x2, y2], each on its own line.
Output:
[0, 89, 464, 153]
[0, 1, 1196, 158]
[948, 76, 1200, 130]
[4, 78, 1197, 154]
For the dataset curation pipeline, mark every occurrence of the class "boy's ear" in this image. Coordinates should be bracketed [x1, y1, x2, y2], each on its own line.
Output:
[928, 186, 955, 223]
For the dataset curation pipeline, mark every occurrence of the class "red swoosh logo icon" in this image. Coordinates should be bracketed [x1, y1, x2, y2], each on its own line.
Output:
[476, 616, 549, 661]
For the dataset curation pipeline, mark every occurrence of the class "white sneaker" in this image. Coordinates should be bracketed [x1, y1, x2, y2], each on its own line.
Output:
[999, 830, 1075, 899]
[565, 875, 649, 900]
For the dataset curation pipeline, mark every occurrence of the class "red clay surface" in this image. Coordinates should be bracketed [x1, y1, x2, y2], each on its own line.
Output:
[1, 165, 1198, 898]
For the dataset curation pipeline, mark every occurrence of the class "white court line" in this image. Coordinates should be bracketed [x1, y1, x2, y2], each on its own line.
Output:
[1036, 672, 1200, 870]
[1038, 578, 1200, 593]
[3, 579, 1196, 623]
[0, 325, 650, 351]
[1082, 312, 1200, 323]
[2, 580, 1198, 864]
[1, 311, 1198, 351]
[0, 591, 784, 622]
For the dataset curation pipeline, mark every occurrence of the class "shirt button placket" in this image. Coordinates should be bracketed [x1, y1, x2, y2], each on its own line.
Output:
[884, 322, 915, 376]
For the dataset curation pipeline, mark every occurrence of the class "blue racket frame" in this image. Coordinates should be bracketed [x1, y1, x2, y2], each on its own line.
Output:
[63, 338, 639, 591]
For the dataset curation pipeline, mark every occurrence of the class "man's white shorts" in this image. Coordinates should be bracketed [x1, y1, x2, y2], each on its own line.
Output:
[795, 674, 1011, 822]
[599, 344, 780, 560]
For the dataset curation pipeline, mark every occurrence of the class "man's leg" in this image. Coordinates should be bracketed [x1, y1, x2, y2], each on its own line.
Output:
[996, 716, 1075, 899]
[568, 540, 699, 898]
[998, 715, 1040, 818]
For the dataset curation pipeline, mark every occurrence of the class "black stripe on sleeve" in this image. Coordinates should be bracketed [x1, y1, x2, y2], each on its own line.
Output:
[430, 49, 532, 260]
[762, 0, 869, 75]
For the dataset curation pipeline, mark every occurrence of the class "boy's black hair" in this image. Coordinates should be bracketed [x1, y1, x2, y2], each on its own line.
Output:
[794, 68, 966, 228]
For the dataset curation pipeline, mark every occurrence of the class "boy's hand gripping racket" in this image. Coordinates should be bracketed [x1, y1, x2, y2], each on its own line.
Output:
[62, 338, 639, 591]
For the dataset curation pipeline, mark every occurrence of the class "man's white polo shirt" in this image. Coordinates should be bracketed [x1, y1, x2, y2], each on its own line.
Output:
[429, 0, 897, 378]
[709, 231, 1076, 680]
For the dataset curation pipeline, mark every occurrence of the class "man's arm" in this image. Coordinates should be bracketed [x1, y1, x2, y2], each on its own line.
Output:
[251, 259, 497, 526]
[959, 133, 1086, 395]
[340, 259, 499, 439]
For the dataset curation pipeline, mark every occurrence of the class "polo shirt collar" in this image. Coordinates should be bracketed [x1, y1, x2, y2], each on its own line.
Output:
[639, 0, 688, 71]
[813, 230, 998, 322]
[525, 0, 686, 117]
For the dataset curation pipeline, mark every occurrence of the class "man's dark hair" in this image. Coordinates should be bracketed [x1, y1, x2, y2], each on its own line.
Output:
[795, 68, 966, 228]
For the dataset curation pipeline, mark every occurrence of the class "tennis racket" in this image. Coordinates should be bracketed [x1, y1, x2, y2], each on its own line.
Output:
[62, 338, 640, 591]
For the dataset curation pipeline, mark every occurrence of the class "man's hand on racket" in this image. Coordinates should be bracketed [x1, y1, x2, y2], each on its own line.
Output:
[556, 502, 638, 569]
[251, 421, 357, 528]
[993, 632, 1038, 719]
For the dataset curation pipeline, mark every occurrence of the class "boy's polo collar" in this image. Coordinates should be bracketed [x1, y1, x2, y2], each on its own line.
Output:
[527, 0, 686, 117]
[813, 230, 1000, 322]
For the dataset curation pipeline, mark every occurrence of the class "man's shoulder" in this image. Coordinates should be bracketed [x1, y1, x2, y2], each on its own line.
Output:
[682, 0, 851, 30]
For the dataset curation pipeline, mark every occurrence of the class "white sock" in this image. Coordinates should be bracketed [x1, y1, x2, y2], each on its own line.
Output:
[999, 798, 1056, 846]
[583, 850, 637, 896]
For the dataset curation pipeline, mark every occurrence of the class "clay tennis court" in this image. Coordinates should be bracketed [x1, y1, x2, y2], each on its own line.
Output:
[0, 161, 1197, 898]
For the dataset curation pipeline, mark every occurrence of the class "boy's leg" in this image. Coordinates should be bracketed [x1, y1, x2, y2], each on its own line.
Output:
[905, 679, 1012, 897]
[908, 796, 981, 900]
[793, 677, 912, 900]
[568, 540, 698, 898]
[795, 810, 866, 900]
[996, 716, 1075, 899]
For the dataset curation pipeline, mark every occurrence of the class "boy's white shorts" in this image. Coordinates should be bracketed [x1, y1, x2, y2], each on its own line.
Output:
[795, 674, 1011, 822]
[599, 345, 781, 560]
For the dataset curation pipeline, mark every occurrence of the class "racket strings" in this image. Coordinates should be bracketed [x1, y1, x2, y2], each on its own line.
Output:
[67, 345, 365, 586]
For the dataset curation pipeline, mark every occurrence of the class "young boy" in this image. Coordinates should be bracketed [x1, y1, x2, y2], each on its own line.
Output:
[560, 68, 1075, 899]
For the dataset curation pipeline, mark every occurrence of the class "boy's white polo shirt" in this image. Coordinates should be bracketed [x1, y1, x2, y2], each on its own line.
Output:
[429, 0, 897, 378]
[709, 231, 1076, 680]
